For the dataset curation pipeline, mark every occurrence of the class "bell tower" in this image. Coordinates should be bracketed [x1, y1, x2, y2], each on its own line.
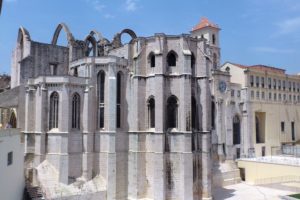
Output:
[191, 17, 221, 70]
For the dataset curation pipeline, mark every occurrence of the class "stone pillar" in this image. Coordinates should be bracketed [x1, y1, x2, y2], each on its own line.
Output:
[58, 84, 70, 184]
[215, 99, 225, 160]
[201, 132, 212, 200]
[82, 83, 94, 180]
[34, 84, 47, 164]
[101, 64, 117, 199]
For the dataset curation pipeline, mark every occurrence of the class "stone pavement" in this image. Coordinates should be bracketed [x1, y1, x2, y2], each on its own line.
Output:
[213, 182, 300, 200]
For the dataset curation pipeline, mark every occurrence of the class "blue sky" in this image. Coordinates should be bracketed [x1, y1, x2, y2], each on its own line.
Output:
[1, 0, 300, 74]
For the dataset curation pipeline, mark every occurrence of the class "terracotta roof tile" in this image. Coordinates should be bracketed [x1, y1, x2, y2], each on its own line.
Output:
[192, 17, 220, 31]
[228, 62, 285, 74]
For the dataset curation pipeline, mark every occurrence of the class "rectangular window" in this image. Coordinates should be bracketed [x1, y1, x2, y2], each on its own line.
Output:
[250, 75, 254, 87]
[289, 94, 292, 101]
[294, 95, 296, 102]
[298, 83, 300, 92]
[293, 82, 296, 92]
[256, 91, 260, 99]
[278, 80, 281, 90]
[289, 81, 292, 91]
[251, 91, 254, 99]
[262, 92, 265, 100]
[269, 92, 272, 100]
[268, 78, 272, 89]
[281, 122, 285, 132]
[261, 77, 265, 88]
[256, 76, 260, 87]
[50, 64, 58, 75]
[292, 122, 295, 141]
[273, 79, 276, 89]
[231, 90, 235, 97]
[274, 93, 277, 101]
[279, 93, 282, 101]
[283, 80, 286, 90]
[7, 152, 13, 166]
[284, 94, 286, 101]
[237, 90, 241, 97]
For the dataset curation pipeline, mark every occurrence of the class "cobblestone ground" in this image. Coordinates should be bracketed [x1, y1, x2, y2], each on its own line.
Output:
[213, 182, 300, 200]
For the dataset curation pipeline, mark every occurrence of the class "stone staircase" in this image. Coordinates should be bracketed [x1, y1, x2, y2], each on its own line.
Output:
[213, 160, 241, 187]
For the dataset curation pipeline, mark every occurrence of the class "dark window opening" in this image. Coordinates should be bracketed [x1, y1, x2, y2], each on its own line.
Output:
[71, 93, 80, 129]
[7, 151, 13, 166]
[167, 96, 178, 129]
[116, 72, 122, 128]
[148, 98, 155, 128]
[281, 122, 285, 132]
[292, 122, 295, 141]
[74, 68, 78, 77]
[212, 34, 216, 45]
[192, 97, 199, 130]
[167, 51, 177, 67]
[211, 101, 215, 129]
[233, 115, 241, 145]
[191, 53, 195, 68]
[150, 53, 155, 68]
[98, 71, 105, 128]
[49, 92, 59, 130]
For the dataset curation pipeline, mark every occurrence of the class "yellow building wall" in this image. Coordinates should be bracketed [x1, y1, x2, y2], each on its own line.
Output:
[238, 160, 300, 185]
[251, 102, 300, 157]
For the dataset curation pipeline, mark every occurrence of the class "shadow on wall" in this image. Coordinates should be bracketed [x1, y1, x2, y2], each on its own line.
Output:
[213, 187, 236, 200]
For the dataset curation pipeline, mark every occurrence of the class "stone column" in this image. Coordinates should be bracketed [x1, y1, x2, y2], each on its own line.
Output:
[215, 98, 225, 160]
[58, 84, 70, 184]
[82, 83, 94, 180]
[34, 83, 47, 164]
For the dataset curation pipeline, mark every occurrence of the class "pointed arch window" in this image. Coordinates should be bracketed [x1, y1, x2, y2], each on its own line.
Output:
[49, 92, 59, 130]
[148, 97, 155, 128]
[192, 97, 199, 130]
[233, 115, 241, 145]
[148, 52, 155, 68]
[167, 51, 177, 67]
[72, 93, 80, 129]
[97, 71, 105, 128]
[116, 72, 122, 128]
[167, 95, 178, 129]
[191, 53, 195, 68]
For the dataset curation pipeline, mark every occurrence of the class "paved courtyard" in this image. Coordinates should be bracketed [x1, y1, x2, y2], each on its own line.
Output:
[213, 182, 300, 200]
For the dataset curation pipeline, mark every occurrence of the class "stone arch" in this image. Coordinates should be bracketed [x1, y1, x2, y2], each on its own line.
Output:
[112, 29, 137, 48]
[84, 34, 97, 57]
[17, 27, 31, 44]
[89, 30, 103, 42]
[233, 114, 241, 145]
[120, 29, 137, 42]
[51, 23, 75, 45]
[17, 27, 31, 59]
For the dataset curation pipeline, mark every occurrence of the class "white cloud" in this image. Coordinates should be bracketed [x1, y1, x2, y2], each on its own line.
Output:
[276, 17, 300, 35]
[104, 14, 115, 19]
[252, 46, 294, 54]
[125, 0, 138, 12]
[85, 0, 106, 12]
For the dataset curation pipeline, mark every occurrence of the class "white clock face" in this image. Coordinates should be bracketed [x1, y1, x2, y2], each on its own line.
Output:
[219, 81, 227, 93]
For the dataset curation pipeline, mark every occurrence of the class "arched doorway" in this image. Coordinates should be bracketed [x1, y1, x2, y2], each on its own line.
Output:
[9, 111, 17, 128]
[233, 115, 240, 145]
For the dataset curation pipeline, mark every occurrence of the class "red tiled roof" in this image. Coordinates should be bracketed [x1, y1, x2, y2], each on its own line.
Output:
[192, 17, 220, 31]
[228, 62, 285, 74]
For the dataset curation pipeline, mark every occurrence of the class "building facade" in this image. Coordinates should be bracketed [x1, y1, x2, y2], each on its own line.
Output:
[0, 18, 224, 199]
[213, 62, 300, 162]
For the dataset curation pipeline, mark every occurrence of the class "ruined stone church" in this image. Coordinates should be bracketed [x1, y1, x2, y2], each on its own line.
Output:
[6, 18, 224, 199]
